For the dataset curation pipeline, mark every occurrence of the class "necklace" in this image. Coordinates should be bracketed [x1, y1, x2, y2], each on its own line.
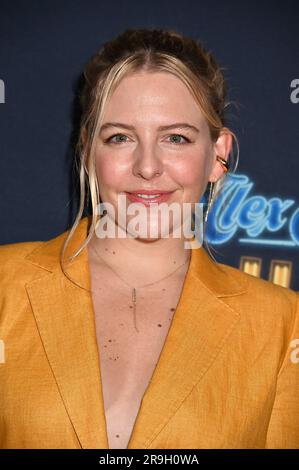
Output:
[90, 243, 190, 333]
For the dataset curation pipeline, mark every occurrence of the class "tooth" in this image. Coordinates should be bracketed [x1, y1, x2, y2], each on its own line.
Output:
[137, 194, 161, 198]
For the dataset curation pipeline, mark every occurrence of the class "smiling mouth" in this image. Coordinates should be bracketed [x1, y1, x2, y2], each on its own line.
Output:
[125, 191, 174, 205]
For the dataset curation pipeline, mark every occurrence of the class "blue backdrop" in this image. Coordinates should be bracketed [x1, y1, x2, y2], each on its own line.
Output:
[0, 0, 298, 288]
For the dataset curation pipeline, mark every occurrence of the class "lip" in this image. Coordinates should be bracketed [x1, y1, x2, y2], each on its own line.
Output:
[127, 189, 174, 195]
[125, 190, 175, 205]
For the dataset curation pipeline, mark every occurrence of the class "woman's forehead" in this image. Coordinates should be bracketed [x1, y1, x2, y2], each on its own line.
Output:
[103, 73, 206, 126]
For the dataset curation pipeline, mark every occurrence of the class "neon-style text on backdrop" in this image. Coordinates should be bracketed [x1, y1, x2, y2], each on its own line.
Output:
[204, 174, 299, 247]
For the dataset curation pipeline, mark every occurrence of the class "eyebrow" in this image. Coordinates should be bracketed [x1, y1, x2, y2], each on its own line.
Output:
[99, 122, 200, 133]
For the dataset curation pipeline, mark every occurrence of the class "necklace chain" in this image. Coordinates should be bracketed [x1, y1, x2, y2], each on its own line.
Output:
[90, 243, 190, 333]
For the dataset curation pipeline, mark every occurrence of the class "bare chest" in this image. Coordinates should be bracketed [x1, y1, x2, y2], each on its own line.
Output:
[89, 269, 185, 449]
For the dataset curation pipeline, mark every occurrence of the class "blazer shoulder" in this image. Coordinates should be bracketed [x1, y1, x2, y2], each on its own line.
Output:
[219, 263, 299, 309]
[218, 260, 296, 299]
[0, 219, 83, 289]
[0, 221, 72, 272]
[0, 239, 44, 257]
[0, 240, 46, 286]
[0, 239, 44, 266]
[217, 260, 298, 329]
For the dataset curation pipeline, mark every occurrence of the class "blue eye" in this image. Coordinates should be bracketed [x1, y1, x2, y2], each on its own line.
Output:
[105, 134, 128, 144]
[104, 133, 191, 145]
[167, 134, 190, 145]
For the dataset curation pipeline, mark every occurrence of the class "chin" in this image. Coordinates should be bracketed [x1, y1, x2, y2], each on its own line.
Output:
[126, 224, 177, 241]
[133, 235, 161, 243]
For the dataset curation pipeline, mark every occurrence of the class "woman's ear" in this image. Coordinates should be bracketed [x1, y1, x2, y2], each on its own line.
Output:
[208, 129, 232, 183]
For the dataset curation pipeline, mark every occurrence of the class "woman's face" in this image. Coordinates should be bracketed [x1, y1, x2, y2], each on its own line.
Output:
[93, 71, 230, 240]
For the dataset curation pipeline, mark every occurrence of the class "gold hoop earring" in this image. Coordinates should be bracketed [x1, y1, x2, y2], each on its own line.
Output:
[204, 156, 229, 224]
[216, 155, 229, 173]
[204, 181, 216, 224]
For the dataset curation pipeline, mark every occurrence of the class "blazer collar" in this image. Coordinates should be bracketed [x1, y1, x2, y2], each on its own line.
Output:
[24, 216, 248, 449]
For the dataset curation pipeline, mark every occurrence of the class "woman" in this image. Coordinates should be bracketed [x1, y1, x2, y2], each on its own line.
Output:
[0, 28, 298, 450]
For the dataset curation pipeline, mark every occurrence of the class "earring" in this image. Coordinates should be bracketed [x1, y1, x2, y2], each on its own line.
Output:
[216, 155, 229, 173]
[204, 180, 216, 224]
[204, 156, 229, 224]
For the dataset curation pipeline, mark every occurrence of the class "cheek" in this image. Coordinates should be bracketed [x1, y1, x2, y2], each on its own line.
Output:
[95, 152, 127, 188]
[171, 155, 208, 193]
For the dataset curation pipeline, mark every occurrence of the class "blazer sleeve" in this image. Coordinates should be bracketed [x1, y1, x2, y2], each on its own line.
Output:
[265, 291, 299, 449]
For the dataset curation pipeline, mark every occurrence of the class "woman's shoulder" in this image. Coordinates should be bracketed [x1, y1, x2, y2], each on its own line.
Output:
[0, 219, 77, 268]
[0, 225, 70, 284]
[214, 259, 298, 331]
[217, 258, 297, 304]
[0, 218, 88, 277]
[0, 239, 44, 260]
[0, 240, 46, 291]
[194, 246, 298, 310]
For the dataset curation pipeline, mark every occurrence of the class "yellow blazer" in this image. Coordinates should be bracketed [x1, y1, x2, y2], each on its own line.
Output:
[0, 216, 298, 449]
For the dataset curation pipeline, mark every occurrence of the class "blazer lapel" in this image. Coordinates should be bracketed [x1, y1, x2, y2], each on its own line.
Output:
[24, 216, 248, 449]
[127, 245, 248, 449]
[24, 218, 109, 449]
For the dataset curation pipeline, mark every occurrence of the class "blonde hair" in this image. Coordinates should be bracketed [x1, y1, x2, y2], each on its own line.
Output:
[60, 28, 239, 287]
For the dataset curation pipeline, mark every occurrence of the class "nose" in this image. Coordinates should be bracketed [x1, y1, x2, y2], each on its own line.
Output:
[132, 142, 164, 179]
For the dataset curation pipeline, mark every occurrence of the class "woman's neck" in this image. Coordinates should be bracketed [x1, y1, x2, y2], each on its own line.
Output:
[88, 230, 191, 286]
